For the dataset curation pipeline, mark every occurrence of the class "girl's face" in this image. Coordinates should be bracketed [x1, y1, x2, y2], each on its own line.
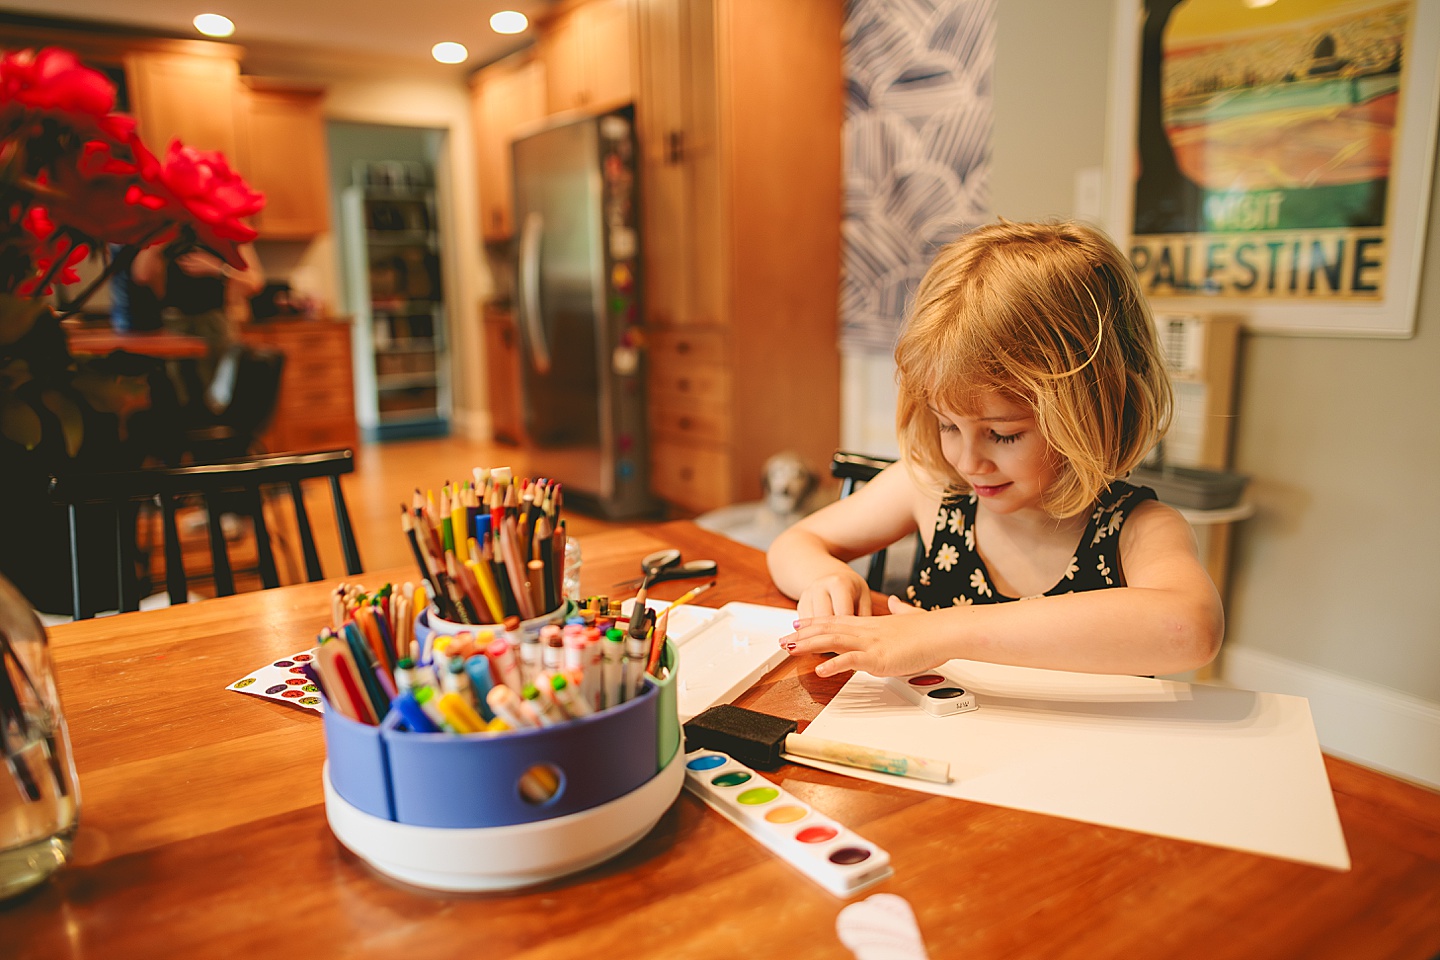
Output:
[933, 392, 1060, 516]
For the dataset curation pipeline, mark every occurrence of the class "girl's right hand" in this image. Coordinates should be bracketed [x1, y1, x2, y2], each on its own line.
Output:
[796, 570, 873, 618]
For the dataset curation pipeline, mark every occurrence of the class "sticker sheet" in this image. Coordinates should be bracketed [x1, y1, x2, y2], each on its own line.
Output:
[228, 649, 325, 714]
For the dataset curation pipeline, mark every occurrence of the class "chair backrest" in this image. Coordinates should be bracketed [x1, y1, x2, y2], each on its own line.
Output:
[192, 346, 286, 460]
[830, 450, 899, 591]
[49, 449, 363, 620]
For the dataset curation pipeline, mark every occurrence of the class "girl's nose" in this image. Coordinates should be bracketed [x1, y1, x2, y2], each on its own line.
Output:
[956, 434, 989, 474]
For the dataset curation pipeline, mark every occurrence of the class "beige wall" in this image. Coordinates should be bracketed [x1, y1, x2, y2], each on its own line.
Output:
[993, 0, 1440, 711]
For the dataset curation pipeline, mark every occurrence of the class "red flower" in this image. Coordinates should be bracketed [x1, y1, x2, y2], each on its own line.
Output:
[17, 234, 89, 297]
[0, 47, 114, 118]
[136, 140, 264, 264]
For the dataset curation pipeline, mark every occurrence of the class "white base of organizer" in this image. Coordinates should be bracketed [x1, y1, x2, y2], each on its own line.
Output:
[323, 748, 685, 892]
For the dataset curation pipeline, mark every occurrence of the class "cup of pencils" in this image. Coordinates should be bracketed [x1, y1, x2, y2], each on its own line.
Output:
[401, 467, 571, 632]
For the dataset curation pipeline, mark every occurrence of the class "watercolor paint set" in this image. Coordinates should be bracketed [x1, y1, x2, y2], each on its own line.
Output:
[683, 750, 892, 897]
[885, 670, 979, 717]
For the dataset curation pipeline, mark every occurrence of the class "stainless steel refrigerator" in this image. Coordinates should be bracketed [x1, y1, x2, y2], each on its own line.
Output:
[512, 106, 653, 519]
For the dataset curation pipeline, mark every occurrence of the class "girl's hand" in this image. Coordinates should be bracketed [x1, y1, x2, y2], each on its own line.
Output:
[781, 595, 941, 679]
[795, 569, 874, 619]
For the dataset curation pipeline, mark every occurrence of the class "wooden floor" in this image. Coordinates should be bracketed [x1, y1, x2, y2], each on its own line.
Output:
[149, 437, 643, 599]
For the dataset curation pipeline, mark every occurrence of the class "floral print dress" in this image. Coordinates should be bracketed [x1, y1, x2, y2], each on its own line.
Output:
[906, 482, 1158, 608]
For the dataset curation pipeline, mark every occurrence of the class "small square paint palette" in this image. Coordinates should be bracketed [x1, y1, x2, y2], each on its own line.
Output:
[683, 750, 892, 898]
[885, 671, 979, 716]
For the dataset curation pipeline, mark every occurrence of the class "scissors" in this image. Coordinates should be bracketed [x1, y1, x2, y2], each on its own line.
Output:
[615, 548, 718, 589]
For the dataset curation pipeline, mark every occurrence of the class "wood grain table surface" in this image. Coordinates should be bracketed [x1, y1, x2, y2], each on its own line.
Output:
[64, 326, 210, 360]
[4, 521, 1439, 959]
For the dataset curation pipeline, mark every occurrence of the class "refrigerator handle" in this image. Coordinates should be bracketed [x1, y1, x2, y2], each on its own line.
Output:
[518, 211, 552, 375]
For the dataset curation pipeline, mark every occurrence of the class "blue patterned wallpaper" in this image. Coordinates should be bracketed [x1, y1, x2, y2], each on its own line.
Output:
[842, 0, 995, 352]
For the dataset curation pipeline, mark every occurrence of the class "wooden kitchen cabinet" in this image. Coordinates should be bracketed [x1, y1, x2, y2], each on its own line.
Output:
[240, 319, 359, 455]
[482, 305, 526, 445]
[636, 0, 842, 513]
[540, 0, 635, 115]
[236, 82, 331, 239]
[471, 54, 547, 242]
[124, 47, 243, 158]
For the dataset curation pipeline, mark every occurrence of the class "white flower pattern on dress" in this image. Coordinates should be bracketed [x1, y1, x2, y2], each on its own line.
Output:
[909, 484, 1151, 608]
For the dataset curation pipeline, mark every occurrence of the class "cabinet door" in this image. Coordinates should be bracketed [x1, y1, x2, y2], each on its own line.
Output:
[238, 87, 330, 239]
[474, 57, 546, 242]
[635, 0, 722, 329]
[585, 0, 635, 111]
[542, 8, 589, 113]
[125, 50, 241, 158]
[482, 312, 525, 444]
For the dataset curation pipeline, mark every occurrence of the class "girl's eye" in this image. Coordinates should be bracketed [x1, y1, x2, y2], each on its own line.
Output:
[990, 431, 1021, 444]
[937, 421, 959, 434]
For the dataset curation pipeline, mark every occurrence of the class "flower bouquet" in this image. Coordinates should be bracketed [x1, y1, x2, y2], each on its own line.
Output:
[0, 45, 265, 614]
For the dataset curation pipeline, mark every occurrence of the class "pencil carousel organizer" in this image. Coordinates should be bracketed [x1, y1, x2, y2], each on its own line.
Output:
[321, 619, 682, 893]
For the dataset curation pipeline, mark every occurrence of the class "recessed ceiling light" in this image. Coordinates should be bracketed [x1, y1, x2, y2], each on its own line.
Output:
[432, 41, 469, 64]
[193, 13, 235, 38]
[490, 11, 529, 35]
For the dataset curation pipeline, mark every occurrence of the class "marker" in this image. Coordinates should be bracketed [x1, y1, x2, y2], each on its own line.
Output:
[541, 624, 564, 673]
[601, 628, 625, 708]
[486, 636, 523, 692]
[392, 689, 440, 733]
[550, 672, 592, 718]
[487, 684, 541, 730]
[463, 655, 496, 721]
[522, 681, 566, 726]
[437, 692, 486, 734]
[412, 685, 451, 732]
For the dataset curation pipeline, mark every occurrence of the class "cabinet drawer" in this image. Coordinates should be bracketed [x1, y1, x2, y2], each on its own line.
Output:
[280, 379, 354, 416]
[650, 440, 732, 514]
[649, 327, 727, 367]
[648, 394, 730, 444]
[648, 362, 728, 404]
[266, 414, 358, 454]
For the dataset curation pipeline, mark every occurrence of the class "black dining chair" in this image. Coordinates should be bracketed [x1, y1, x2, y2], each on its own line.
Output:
[830, 450, 923, 593]
[49, 449, 364, 620]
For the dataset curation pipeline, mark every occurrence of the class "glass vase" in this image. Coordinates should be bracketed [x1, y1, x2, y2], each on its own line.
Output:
[0, 573, 80, 900]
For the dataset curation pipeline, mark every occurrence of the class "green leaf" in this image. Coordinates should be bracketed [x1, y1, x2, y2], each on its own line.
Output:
[0, 394, 42, 450]
[0, 296, 50, 349]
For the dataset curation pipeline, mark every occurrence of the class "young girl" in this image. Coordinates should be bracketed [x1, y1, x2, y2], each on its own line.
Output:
[768, 220, 1223, 679]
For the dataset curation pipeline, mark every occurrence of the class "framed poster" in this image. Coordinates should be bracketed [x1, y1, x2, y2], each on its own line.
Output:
[1106, 0, 1440, 336]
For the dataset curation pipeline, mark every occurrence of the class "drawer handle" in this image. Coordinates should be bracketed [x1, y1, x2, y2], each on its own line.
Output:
[680, 466, 694, 481]
[676, 341, 691, 355]
[677, 416, 692, 431]
[677, 377, 690, 392]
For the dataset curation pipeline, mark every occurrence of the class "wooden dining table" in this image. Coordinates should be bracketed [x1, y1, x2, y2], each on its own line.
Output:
[63, 323, 209, 360]
[6, 521, 1440, 959]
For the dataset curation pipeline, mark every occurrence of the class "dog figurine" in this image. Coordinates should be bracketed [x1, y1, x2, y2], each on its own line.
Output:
[694, 451, 818, 551]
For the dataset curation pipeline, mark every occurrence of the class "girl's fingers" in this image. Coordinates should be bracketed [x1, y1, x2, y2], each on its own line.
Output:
[887, 594, 921, 615]
[815, 651, 862, 678]
[858, 587, 873, 617]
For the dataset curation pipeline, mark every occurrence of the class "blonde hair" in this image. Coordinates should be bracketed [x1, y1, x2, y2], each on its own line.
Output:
[895, 220, 1172, 518]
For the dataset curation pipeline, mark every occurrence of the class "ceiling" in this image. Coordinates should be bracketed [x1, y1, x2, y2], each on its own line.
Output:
[0, 0, 560, 74]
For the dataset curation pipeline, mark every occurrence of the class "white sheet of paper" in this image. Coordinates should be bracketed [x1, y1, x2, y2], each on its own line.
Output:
[802, 661, 1350, 870]
[623, 599, 791, 721]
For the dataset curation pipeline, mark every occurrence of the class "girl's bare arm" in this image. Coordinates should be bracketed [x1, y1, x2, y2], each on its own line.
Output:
[781, 500, 1224, 677]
